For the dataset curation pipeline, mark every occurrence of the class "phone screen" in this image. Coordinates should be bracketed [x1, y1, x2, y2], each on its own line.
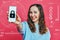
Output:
[8, 6, 16, 22]
[10, 10, 15, 18]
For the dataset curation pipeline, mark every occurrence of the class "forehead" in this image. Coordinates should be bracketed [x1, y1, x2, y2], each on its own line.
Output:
[30, 6, 39, 11]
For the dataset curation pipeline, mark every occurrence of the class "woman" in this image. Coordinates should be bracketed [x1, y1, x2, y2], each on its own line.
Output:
[14, 4, 51, 40]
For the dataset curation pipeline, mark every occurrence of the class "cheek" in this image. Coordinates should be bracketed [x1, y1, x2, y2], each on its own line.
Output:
[29, 14, 32, 17]
[36, 13, 40, 19]
[36, 13, 39, 16]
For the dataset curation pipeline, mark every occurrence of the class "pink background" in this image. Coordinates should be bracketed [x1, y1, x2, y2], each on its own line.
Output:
[0, 0, 60, 40]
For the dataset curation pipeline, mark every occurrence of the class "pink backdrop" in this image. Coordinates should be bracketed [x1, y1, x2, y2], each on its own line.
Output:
[0, 0, 60, 40]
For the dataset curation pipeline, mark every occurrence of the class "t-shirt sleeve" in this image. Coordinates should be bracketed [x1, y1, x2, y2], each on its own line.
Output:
[44, 28, 51, 40]
[21, 21, 26, 34]
[18, 21, 27, 35]
[41, 28, 51, 40]
[47, 28, 51, 40]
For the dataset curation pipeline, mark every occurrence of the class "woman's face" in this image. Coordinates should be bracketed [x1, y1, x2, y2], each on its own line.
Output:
[29, 6, 40, 23]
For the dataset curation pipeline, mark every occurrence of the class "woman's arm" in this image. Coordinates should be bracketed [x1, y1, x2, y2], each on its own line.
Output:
[16, 22, 22, 32]
[13, 14, 23, 32]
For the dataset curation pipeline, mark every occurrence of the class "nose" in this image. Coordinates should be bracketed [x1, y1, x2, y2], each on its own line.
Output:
[32, 13, 34, 17]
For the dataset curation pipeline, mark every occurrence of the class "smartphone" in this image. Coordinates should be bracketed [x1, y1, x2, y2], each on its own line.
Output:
[8, 6, 16, 22]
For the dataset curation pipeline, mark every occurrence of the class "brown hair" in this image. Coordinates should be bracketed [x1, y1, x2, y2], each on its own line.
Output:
[27, 4, 47, 34]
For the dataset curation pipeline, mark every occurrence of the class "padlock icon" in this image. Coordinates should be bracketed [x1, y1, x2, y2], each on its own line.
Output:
[10, 10, 15, 18]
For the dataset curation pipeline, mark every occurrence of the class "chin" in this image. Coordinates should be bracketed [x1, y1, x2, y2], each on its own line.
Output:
[32, 20, 37, 23]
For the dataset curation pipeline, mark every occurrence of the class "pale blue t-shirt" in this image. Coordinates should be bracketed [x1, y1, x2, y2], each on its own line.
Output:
[20, 21, 51, 40]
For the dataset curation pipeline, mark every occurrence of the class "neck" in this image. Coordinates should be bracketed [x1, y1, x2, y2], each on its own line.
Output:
[34, 21, 38, 25]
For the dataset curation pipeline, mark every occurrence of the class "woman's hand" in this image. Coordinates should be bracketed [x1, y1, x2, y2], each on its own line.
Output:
[13, 14, 22, 30]
[14, 14, 21, 25]
[14, 14, 22, 30]
[7, 11, 22, 31]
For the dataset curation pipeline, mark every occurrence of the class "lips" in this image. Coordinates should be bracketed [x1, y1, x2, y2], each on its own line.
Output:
[31, 16, 37, 20]
[32, 18, 35, 20]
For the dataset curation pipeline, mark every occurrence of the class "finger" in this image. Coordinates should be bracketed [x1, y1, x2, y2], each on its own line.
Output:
[16, 14, 21, 21]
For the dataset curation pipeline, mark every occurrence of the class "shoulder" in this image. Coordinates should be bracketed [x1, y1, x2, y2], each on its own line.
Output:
[21, 21, 28, 27]
[46, 27, 50, 32]
[22, 21, 27, 23]
[46, 27, 51, 38]
[22, 21, 28, 25]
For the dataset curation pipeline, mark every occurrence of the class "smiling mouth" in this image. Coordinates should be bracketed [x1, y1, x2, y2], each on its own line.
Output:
[31, 17, 36, 20]
[32, 18, 35, 20]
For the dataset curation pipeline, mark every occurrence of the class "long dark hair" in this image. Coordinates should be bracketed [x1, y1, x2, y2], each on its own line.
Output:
[27, 4, 47, 34]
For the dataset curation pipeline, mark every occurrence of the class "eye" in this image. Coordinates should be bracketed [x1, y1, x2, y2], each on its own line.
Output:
[29, 11, 32, 14]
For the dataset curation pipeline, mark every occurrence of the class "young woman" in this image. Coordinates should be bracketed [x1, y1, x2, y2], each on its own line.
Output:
[14, 4, 51, 40]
